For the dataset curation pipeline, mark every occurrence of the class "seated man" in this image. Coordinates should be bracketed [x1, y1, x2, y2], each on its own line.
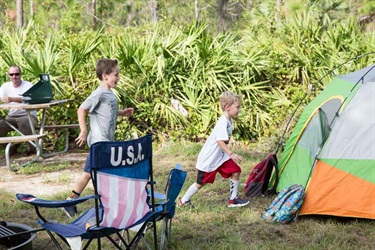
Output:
[0, 65, 38, 154]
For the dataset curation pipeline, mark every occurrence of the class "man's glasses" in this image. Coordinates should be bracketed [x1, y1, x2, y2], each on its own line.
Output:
[9, 73, 20, 76]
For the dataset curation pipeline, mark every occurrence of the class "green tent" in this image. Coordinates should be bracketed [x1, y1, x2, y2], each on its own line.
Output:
[277, 64, 375, 219]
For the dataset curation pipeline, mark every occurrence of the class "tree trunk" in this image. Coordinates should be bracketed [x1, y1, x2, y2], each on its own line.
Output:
[195, 0, 199, 24]
[217, 0, 228, 33]
[149, 0, 157, 22]
[92, 0, 97, 28]
[126, 0, 134, 26]
[275, 0, 285, 24]
[30, 0, 34, 17]
[16, 0, 23, 28]
[248, 0, 253, 9]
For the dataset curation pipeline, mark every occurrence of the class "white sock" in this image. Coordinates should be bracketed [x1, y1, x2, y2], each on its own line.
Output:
[181, 183, 199, 203]
[230, 179, 239, 200]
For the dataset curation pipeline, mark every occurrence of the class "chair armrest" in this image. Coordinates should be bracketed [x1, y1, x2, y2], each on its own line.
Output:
[16, 193, 99, 208]
[154, 204, 164, 213]
[153, 192, 170, 209]
[154, 192, 166, 200]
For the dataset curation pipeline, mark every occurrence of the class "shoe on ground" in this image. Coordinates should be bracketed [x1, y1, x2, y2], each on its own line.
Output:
[228, 197, 249, 208]
[62, 205, 78, 218]
[178, 198, 194, 209]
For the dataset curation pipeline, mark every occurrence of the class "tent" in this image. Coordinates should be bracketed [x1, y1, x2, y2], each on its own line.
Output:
[277, 64, 375, 219]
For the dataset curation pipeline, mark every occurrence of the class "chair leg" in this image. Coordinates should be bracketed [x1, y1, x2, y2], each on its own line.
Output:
[160, 217, 172, 250]
[82, 237, 94, 250]
[45, 230, 64, 250]
[124, 222, 156, 250]
[118, 229, 131, 248]
[103, 234, 123, 249]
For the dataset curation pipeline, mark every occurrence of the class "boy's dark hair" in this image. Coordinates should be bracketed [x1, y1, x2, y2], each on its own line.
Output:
[95, 59, 118, 80]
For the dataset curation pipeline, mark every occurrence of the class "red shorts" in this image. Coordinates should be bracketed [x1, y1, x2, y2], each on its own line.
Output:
[196, 159, 241, 185]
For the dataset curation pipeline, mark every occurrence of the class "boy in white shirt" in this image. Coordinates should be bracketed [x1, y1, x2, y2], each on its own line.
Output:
[179, 91, 249, 208]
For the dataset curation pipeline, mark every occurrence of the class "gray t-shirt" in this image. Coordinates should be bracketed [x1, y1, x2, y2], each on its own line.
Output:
[80, 86, 118, 147]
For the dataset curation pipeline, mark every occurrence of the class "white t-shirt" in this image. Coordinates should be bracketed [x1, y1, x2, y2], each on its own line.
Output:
[196, 115, 233, 172]
[0, 80, 36, 117]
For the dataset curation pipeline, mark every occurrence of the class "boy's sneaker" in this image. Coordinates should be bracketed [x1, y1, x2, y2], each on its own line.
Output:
[228, 197, 249, 208]
[62, 205, 78, 218]
[178, 198, 194, 209]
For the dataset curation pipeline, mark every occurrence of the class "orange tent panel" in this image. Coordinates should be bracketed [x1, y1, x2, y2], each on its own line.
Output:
[300, 160, 375, 219]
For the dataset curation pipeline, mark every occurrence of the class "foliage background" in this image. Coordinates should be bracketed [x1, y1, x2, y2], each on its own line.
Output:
[0, 0, 375, 151]
[1, 3, 375, 248]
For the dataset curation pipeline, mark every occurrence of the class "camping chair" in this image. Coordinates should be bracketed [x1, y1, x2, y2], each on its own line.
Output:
[16, 135, 158, 250]
[155, 164, 187, 249]
[121, 164, 187, 250]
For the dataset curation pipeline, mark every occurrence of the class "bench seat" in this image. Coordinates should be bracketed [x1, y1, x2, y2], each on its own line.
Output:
[0, 125, 80, 171]
[0, 134, 46, 144]
[0, 134, 46, 171]
[36, 124, 80, 130]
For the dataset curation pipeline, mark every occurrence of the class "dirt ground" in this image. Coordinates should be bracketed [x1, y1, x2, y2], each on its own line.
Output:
[0, 151, 91, 196]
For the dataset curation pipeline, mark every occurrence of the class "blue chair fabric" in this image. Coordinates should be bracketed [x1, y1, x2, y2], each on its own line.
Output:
[154, 164, 187, 249]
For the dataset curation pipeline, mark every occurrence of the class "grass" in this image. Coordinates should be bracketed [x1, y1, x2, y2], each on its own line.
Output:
[0, 140, 374, 250]
[16, 162, 81, 175]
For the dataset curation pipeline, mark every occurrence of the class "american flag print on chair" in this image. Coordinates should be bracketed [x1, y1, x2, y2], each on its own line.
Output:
[98, 172, 149, 228]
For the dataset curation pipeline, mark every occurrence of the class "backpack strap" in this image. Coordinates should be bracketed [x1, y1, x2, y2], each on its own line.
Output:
[262, 153, 279, 196]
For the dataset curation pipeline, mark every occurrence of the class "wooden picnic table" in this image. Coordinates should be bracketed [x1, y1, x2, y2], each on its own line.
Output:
[0, 99, 77, 171]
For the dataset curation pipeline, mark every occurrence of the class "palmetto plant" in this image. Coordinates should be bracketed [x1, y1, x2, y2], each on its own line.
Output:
[115, 23, 280, 140]
[0, 21, 37, 79]
[63, 30, 103, 89]
[22, 33, 64, 95]
[1, 4, 374, 144]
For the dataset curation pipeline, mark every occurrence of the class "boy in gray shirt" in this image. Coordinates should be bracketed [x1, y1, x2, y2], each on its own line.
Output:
[64, 58, 134, 217]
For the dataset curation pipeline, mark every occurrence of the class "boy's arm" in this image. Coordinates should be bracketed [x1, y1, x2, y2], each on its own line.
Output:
[217, 140, 243, 163]
[75, 107, 88, 147]
[118, 107, 134, 117]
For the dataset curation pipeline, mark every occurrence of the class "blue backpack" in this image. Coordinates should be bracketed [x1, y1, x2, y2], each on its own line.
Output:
[261, 184, 305, 224]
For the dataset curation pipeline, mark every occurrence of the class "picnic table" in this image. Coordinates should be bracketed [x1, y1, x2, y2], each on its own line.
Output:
[0, 99, 79, 171]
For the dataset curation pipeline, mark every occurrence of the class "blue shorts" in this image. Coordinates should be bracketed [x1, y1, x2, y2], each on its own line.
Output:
[83, 153, 91, 173]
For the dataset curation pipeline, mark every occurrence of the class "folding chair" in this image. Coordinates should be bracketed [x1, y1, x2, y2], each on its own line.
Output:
[16, 135, 158, 250]
[155, 164, 187, 249]
[120, 164, 187, 250]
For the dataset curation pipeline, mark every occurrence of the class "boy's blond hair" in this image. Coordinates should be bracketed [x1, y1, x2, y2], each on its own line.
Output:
[219, 91, 242, 111]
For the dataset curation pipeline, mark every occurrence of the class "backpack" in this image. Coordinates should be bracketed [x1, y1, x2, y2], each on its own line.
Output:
[244, 153, 278, 197]
[261, 184, 305, 224]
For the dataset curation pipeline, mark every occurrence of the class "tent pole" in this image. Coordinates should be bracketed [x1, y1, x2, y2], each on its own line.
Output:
[303, 60, 375, 191]
[274, 52, 375, 155]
